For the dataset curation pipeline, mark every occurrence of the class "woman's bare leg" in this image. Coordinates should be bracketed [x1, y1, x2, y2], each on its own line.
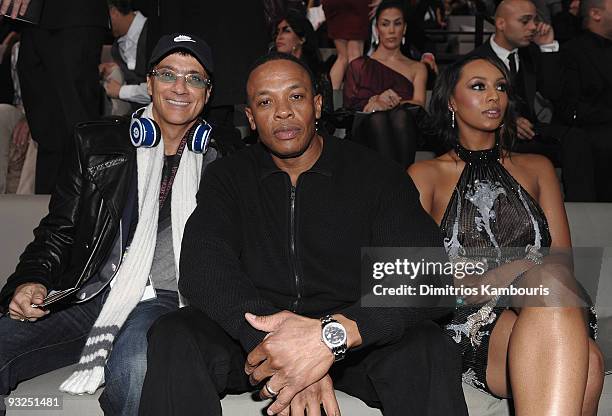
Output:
[347, 40, 364, 63]
[329, 39, 348, 89]
[485, 308, 600, 415]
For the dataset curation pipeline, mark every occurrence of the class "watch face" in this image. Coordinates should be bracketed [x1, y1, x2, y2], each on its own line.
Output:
[323, 322, 346, 347]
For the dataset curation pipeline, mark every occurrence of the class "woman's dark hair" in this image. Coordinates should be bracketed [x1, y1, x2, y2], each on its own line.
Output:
[375, 0, 407, 21]
[428, 54, 518, 154]
[276, 9, 324, 75]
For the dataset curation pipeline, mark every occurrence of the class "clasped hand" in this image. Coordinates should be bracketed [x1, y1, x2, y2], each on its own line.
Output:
[364, 89, 402, 112]
[244, 311, 338, 415]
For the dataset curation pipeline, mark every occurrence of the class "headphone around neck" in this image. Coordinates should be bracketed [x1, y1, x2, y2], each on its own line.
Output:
[129, 107, 213, 154]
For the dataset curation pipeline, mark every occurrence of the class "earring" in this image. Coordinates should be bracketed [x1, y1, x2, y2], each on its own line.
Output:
[401, 37, 405, 45]
[451, 110, 455, 128]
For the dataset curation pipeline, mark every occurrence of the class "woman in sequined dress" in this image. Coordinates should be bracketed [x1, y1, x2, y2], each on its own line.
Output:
[408, 55, 604, 415]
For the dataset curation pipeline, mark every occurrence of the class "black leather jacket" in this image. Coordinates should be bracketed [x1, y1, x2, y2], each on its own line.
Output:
[0, 118, 216, 312]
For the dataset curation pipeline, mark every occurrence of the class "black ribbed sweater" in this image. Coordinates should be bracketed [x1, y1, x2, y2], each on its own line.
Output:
[179, 135, 452, 353]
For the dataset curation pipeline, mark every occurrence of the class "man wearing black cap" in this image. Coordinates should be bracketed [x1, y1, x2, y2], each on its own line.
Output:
[0, 33, 218, 416]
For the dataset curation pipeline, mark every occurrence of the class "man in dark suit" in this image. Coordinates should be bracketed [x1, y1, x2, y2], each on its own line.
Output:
[0, 0, 108, 194]
[470, 0, 598, 201]
[471, 0, 562, 132]
[101, 0, 151, 114]
[553, 0, 612, 201]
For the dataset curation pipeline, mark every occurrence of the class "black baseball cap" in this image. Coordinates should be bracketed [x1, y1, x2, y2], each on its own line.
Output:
[149, 33, 214, 74]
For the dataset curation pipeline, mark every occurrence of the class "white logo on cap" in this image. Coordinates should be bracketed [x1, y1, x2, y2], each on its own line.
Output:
[174, 35, 196, 43]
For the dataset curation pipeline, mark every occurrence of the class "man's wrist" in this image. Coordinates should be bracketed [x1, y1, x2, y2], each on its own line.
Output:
[333, 314, 362, 349]
[538, 40, 559, 52]
[118, 85, 129, 100]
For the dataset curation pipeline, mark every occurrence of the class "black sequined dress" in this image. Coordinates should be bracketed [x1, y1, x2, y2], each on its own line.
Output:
[440, 143, 597, 396]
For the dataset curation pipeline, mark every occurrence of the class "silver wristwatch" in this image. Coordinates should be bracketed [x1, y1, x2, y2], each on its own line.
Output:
[320, 315, 347, 362]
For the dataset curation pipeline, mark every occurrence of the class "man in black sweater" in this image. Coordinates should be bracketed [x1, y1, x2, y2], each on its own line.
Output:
[139, 53, 467, 416]
[553, 0, 612, 201]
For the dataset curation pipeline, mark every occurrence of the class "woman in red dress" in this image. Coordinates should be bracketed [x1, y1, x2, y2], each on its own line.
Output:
[321, 0, 371, 89]
[342, 1, 428, 168]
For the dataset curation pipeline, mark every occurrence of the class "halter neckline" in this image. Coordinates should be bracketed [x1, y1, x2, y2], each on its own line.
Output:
[454, 141, 500, 165]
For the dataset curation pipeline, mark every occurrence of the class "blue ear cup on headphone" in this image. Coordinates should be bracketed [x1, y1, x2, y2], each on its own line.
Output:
[187, 120, 212, 154]
[130, 109, 161, 148]
[130, 116, 161, 148]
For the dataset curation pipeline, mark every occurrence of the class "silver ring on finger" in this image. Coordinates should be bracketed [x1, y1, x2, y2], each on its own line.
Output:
[264, 383, 278, 398]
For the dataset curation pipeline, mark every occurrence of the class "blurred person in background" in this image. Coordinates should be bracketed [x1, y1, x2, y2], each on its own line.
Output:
[553, 0, 612, 201]
[101, 0, 151, 115]
[0, 39, 35, 194]
[552, 0, 582, 43]
[0, 0, 108, 194]
[0, 19, 18, 104]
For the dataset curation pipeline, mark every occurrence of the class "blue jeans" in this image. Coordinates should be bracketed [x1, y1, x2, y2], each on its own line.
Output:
[0, 288, 178, 416]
